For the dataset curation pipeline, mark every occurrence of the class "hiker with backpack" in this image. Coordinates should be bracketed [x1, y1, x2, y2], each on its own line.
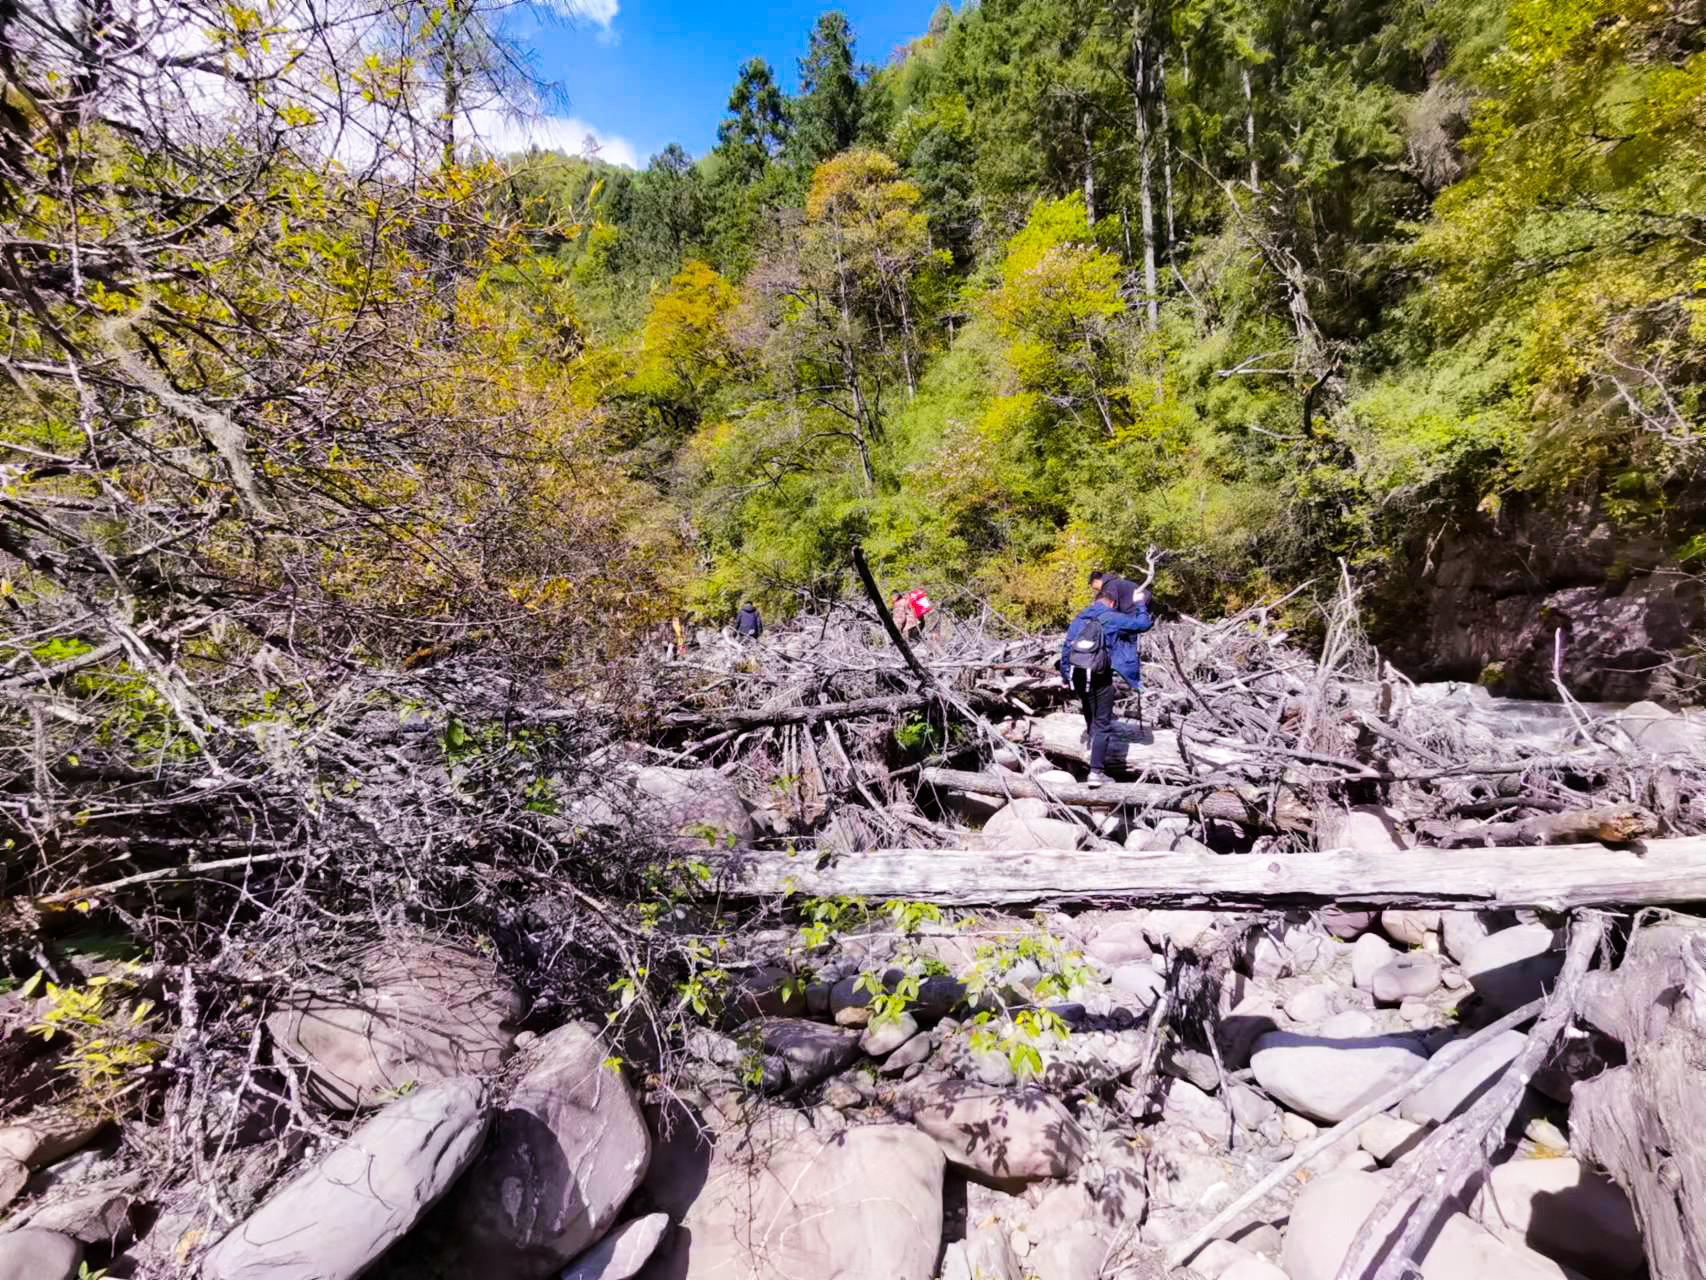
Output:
[734, 602, 763, 639]
[1060, 581, 1154, 787]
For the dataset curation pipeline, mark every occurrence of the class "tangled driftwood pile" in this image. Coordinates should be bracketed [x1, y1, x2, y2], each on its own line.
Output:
[655, 562, 1706, 904]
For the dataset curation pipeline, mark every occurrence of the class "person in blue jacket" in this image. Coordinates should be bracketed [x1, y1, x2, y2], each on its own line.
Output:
[1059, 582, 1154, 787]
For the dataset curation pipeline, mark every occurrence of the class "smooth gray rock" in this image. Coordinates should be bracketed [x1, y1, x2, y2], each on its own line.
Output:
[1381, 910, 1440, 948]
[1080, 912, 1153, 967]
[628, 765, 756, 847]
[1356, 1113, 1424, 1163]
[979, 815, 1083, 851]
[1319, 805, 1406, 852]
[1228, 1084, 1278, 1131]
[1440, 910, 1501, 963]
[1110, 963, 1164, 1008]
[1463, 925, 1563, 1012]
[1161, 1078, 1230, 1141]
[861, 1012, 920, 1057]
[267, 936, 522, 1110]
[1250, 1030, 1426, 1123]
[1282, 1169, 1574, 1280]
[940, 1223, 1022, 1280]
[0, 1229, 80, 1280]
[560, 1213, 671, 1280]
[1028, 1227, 1109, 1280]
[1400, 1029, 1525, 1125]
[881, 1029, 935, 1074]
[749, 1017, 859, 1087]
[0, 1110, 105, 1170]
[1162, 1046, 1221, 1092]
[1351, 933, 1396, 990]
[201, 1079, 488, 1280]
[1320, 908, 1375, 940]
[1371, 952, 1442, 1004]
[453, 1023, 651, 1277]
[666, 1121, 943, 1279]
[1474, 1156, 1644, 1277]
[1611, 700, 1705, 755]
[908, 1080, 1087, 1183]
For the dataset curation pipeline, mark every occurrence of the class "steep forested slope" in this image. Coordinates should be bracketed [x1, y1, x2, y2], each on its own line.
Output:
[525, 0, 1704, 692]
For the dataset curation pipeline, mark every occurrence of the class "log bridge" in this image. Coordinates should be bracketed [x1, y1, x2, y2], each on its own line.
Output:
[705, 838, 1706, 910]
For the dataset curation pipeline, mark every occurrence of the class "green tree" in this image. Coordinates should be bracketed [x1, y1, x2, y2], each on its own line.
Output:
[716, 57, 791, 184]
[790, 12, 864, 171]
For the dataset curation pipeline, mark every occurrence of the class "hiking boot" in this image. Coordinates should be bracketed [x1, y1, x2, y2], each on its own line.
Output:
[1086, 771, 1109, 789]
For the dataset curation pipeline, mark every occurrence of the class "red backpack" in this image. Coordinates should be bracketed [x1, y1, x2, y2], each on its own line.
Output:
[905, 589, 935, 620]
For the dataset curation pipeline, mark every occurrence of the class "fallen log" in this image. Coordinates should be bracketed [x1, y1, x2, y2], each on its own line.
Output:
[1423, 803, 1658, 847]
[706, 838, 1706, 909]
[918, 766, 1311, 832]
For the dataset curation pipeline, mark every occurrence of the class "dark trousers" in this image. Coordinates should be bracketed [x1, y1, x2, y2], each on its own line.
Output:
[1073, 670, 1116, 771]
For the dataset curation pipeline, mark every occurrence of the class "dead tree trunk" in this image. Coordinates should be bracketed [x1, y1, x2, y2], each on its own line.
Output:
[1133, 12, 1160, 333]
[708, 840, 1706, 909]
[1081, 110, 1097, 226]
[1572, 918, 1706, 1280]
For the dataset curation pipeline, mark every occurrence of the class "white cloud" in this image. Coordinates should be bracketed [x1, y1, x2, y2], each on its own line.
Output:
[540, 0, 618, 29]
[465, 107, 640, 169]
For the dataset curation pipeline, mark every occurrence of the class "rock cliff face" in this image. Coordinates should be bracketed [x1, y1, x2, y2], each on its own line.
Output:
[1376, 494, 1703, 701]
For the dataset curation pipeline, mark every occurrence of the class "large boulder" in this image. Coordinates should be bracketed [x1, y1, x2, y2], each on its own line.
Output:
[267, 936, 523, 1110]
[1249, 1030, 1426, 1123]
[1463, 925, 1563, 1013]
[907, 1080, 1088, 1184]
[0, 1229, 80, 1280]
[200, 1079, 488, 1280]
[630, 765, 755, 847]
[656, 1119, 944, 1279]
[452, 1023, 651, 1277]
[1283, 1169, 1576, 1280]
[1399, 1030, 1524, 1125]
[1610, 700, 1706, 755]
[978, 816, 1083, 851]
[0, 1109, 105, 1170]
[1473, 1157, 1643, 1277]
[575, 765, 755, 848]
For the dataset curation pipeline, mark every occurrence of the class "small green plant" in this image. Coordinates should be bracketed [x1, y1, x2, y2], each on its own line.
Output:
[967, 1006, 1072, 1080]
[794, 895, 870, 950]
[893, 714, 931, 752]
[24, 968, 166, 1113]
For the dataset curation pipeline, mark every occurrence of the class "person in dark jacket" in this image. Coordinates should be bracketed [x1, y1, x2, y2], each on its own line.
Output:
[1059, 587, 1153, 787]
[734, 602, 763, 639]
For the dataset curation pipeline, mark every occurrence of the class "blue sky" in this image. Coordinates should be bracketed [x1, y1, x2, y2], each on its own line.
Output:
[486, 0, 945, 168]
